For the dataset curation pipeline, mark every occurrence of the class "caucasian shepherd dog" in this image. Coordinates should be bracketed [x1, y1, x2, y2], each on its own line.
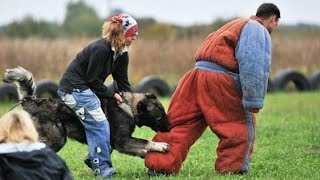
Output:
[2, 66, 170, 158]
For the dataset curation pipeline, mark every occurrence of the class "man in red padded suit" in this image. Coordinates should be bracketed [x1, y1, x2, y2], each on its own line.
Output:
[145, 3, 280, 175]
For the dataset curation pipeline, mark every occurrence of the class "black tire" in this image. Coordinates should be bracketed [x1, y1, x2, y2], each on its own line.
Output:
[136, 76, 171, 97]
[273, 69, 311, 91]
[36, 80, 59, 98]
[0, 84, 18, 102]
[267, 78, 274, 92]
[309, 71, 320, 90]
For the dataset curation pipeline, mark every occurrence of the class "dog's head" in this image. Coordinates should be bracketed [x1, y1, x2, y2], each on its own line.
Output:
[135, 93, 170, 132]
[0, 110, 38, 143]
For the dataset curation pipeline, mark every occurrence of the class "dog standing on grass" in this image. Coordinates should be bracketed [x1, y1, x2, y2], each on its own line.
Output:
[2, 66, 170, 158]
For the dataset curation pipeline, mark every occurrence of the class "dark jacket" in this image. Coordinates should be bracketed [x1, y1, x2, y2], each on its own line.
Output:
[59, 38, 131, 98]
[0, 142, 73, 180]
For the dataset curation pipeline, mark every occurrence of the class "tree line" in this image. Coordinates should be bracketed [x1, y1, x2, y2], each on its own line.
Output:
[1, 1, 319, 39]
[0, 1, 233, 39]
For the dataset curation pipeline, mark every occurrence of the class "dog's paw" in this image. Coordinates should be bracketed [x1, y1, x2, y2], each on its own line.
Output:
[148, 141, 170, 153]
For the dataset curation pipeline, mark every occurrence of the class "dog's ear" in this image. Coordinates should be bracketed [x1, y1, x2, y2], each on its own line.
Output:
[137, 100, 147, 112]
[11, 114, 22, 130]
[145, 93, 156, 99]
[137, 98, 155, 112]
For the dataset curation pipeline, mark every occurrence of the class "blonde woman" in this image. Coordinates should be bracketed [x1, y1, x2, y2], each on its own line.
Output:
[0, 110, 73, 180]
[58, 13, 138, 178]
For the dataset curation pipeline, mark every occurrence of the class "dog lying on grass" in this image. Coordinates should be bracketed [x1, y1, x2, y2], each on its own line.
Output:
[3, 66, 170, 158]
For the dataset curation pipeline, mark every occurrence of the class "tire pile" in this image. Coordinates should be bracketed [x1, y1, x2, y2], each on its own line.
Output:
[270, 69, 320, 92]
[1, 69, 319, 102]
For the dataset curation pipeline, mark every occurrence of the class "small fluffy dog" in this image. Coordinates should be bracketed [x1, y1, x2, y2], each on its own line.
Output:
[3, 66, 170, 158]
[0, 110, 73, 180]
[0, 110, 39, 143]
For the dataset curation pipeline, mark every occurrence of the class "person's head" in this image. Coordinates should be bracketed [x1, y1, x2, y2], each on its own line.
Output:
[256, 3, 281, 33]
[102, 13, 138, 53]
[0, 110, 38, 143]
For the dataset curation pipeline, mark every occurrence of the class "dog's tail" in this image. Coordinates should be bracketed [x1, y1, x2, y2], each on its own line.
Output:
[3, 66, 36, 100]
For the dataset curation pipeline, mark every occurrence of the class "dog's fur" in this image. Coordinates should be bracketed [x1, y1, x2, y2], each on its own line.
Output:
[3, 66, 170, 158]
[0, 109, 39, 143]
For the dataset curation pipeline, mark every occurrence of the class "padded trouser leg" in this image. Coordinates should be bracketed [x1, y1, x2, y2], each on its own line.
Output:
[145, 69, 257, 174]
[196, 71, 256, 173]
[145, 121, 206, 174]
[145, 70, 206, 174]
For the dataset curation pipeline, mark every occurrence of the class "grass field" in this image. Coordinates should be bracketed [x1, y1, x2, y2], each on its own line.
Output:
[0, 92, 319, 180]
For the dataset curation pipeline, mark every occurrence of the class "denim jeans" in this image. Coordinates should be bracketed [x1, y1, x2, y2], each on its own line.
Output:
[57, 89, 115, 177]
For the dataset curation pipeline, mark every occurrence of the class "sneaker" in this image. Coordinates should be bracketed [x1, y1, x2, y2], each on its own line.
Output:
[100, 168, 116, 179]
[84, 156, 92, 169]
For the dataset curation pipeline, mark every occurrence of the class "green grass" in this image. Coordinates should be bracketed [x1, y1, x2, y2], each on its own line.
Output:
[1, 92, 320, 179]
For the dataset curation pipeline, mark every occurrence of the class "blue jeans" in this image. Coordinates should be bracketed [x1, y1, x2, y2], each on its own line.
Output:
[57, 89, 115, 177]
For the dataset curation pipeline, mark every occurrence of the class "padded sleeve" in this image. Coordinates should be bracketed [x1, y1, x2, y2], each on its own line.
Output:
[235, 20, 272, 110]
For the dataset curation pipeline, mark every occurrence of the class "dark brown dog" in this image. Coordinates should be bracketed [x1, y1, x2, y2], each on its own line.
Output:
[3, 66, 170, 158]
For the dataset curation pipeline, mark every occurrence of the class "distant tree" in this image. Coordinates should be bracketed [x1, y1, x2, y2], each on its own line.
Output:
[2, 16, 60, 38]
[143, 23, 177, 40]
[211, 18, 229, 29]
[136, 17, 157, 30]
[63, 1, 103, 37]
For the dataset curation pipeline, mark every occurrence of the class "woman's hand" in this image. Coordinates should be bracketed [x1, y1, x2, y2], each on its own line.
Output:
[114, 93, 123, 104]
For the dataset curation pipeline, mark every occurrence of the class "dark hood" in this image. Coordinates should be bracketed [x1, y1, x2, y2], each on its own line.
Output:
[0, 142, 73, 180]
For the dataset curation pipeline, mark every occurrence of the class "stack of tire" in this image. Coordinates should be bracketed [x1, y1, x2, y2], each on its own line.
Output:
[0, 80, 59, 102]
[134, 70, 320, 95]
[135, 76, 172, 97]
[271, 69, 320, 92]
[0, 69, 319, 102]
[0, 76, 173, 102]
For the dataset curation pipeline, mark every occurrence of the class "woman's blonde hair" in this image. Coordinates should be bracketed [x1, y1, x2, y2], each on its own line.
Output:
[102, 21, 126, 54]
[0, 110, 38, 143]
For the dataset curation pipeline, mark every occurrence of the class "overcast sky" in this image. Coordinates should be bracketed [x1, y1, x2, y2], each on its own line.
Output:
[1, 0, 320, 26]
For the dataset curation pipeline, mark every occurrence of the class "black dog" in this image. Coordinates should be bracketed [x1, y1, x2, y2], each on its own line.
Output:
[3, 66, 170, 158]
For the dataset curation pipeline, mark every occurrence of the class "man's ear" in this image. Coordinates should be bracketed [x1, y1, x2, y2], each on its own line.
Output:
[271, 15, 278, 23]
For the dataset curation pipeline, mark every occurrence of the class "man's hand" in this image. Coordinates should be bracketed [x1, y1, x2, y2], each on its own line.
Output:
[114, 93, 123, 104]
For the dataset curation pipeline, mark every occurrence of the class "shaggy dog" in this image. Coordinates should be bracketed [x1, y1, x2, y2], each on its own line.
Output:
[3, 66, 170, 158]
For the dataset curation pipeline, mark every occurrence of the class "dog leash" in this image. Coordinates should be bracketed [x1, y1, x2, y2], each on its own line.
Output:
[6, 97, 47, 112]
[7, 100, 23, 112]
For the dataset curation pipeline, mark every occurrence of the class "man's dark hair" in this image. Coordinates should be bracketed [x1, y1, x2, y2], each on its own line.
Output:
[256, 3, 281, 20]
